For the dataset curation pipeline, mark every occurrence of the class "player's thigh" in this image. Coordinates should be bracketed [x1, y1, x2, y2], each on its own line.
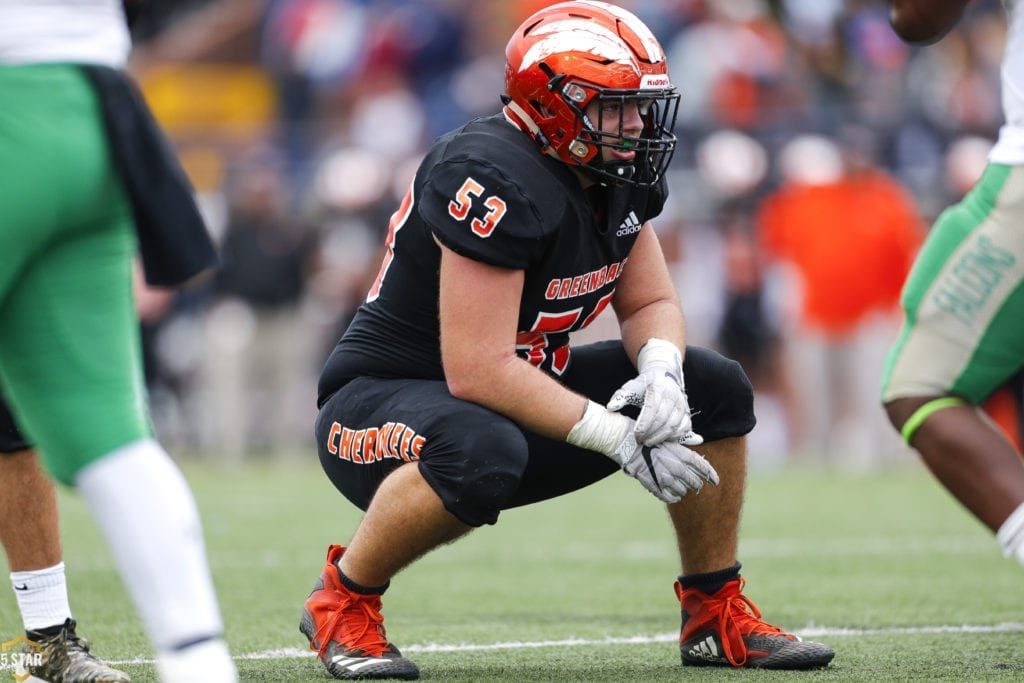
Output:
[0, 90, 148, 484]
[315, 377, 530, 526]
[0, 218, 148, 484]
[883, 163, 1024, 404]
[504, 340, 634, 508]
[0, 66, 106, 295]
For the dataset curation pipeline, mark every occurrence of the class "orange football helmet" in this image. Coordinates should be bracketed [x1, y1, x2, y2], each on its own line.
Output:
[504, 0, 679, 186]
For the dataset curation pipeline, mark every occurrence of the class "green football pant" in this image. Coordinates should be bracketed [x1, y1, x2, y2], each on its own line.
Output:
[0, 64, 152, 484]
[882, 162, 1024, 405]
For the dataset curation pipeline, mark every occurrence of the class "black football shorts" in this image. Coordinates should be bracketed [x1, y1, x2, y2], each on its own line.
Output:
[314, 340, 755, 526]
[0, 392, 31, 454]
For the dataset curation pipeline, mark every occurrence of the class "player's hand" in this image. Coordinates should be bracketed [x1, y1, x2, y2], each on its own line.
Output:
[567, 400, 718, 503]
[607, 338, 702, 447]
[612, 430, 718, 503]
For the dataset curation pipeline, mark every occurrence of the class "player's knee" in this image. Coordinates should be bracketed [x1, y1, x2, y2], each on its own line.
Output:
[422, 421, 528, 527]
[720, 355, 755, 411]
[685, 347, 756, 441]
[883, 398, 908, 433]
[884, 395, 964, 446]
[718, 357, 756, 437]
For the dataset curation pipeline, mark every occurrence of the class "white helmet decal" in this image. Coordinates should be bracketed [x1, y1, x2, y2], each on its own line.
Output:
[575, 0, 666, 62]
[519, 19, 637, 73]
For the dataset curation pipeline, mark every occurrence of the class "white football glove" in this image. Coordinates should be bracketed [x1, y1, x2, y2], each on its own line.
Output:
[566, 400, 718, 503]
[608, 338, 702, 447]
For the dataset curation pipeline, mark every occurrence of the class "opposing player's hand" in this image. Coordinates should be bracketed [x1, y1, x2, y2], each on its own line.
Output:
[566, 400, 718, 503]
[607, 338, 702, 446]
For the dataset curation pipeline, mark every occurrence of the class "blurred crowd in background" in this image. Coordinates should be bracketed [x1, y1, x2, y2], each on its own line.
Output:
[124, 0, 1018, 468]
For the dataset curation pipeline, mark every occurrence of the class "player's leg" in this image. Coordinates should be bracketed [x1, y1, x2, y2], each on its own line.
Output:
[338, 462, 471, 586]
[882, 162, 1024, 565]
[534, 341, 833, 669]
[0, 398, 131, 681]
[0, 65, 234, 681]
[666, 347, 833, 669]
[0, 412, 61, 574]
[307, 377, 531, 679]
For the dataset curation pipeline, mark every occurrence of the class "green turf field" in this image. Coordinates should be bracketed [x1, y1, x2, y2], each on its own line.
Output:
[1, 457, 1022, 681]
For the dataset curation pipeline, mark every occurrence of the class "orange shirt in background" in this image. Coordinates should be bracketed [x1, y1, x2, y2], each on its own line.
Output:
[756, 171, 925, 338]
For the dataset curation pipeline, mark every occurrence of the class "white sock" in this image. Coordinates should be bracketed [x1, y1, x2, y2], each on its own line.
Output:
[10, 562, 72, 632]
[74, 438, 224, 650]
[996, 501, 1024, 567]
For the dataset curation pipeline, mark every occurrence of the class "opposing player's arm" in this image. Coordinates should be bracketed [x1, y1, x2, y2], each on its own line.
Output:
[889, 0, 972, 45]
[437, 241, 587, 440]
[612, 223, 686, 359]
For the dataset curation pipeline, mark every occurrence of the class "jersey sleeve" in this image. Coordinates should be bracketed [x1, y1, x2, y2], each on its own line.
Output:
[419, 154, 557, 270]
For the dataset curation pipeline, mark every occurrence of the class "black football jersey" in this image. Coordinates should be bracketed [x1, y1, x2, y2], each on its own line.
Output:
[317, 113, 668, 406]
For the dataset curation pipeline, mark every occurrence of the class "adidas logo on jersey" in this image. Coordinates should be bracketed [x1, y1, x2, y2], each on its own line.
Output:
[615, 210, 642, 237]
[687, 635, 721, 662]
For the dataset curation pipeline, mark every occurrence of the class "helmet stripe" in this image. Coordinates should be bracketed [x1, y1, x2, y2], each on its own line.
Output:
[576, 0, 665, 61]
[520, 20, 634, 72]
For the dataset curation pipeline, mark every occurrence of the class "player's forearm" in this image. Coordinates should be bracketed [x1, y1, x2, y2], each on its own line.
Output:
[444, 354, 588, 440]
[618, 299, 687, 367]
[611, 224, 686, 363]
[889, 0, 971, 44]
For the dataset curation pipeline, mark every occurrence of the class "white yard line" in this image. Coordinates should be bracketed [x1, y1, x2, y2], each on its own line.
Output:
[95, 622, 1024, 665]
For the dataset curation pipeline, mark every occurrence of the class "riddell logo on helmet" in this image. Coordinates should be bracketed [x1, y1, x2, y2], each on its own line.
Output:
[641, 74, 670, 88]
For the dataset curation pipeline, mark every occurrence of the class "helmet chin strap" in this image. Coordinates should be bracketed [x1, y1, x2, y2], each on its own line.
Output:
[503, 99, 636, 185]
[503, 100, 556, 156]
